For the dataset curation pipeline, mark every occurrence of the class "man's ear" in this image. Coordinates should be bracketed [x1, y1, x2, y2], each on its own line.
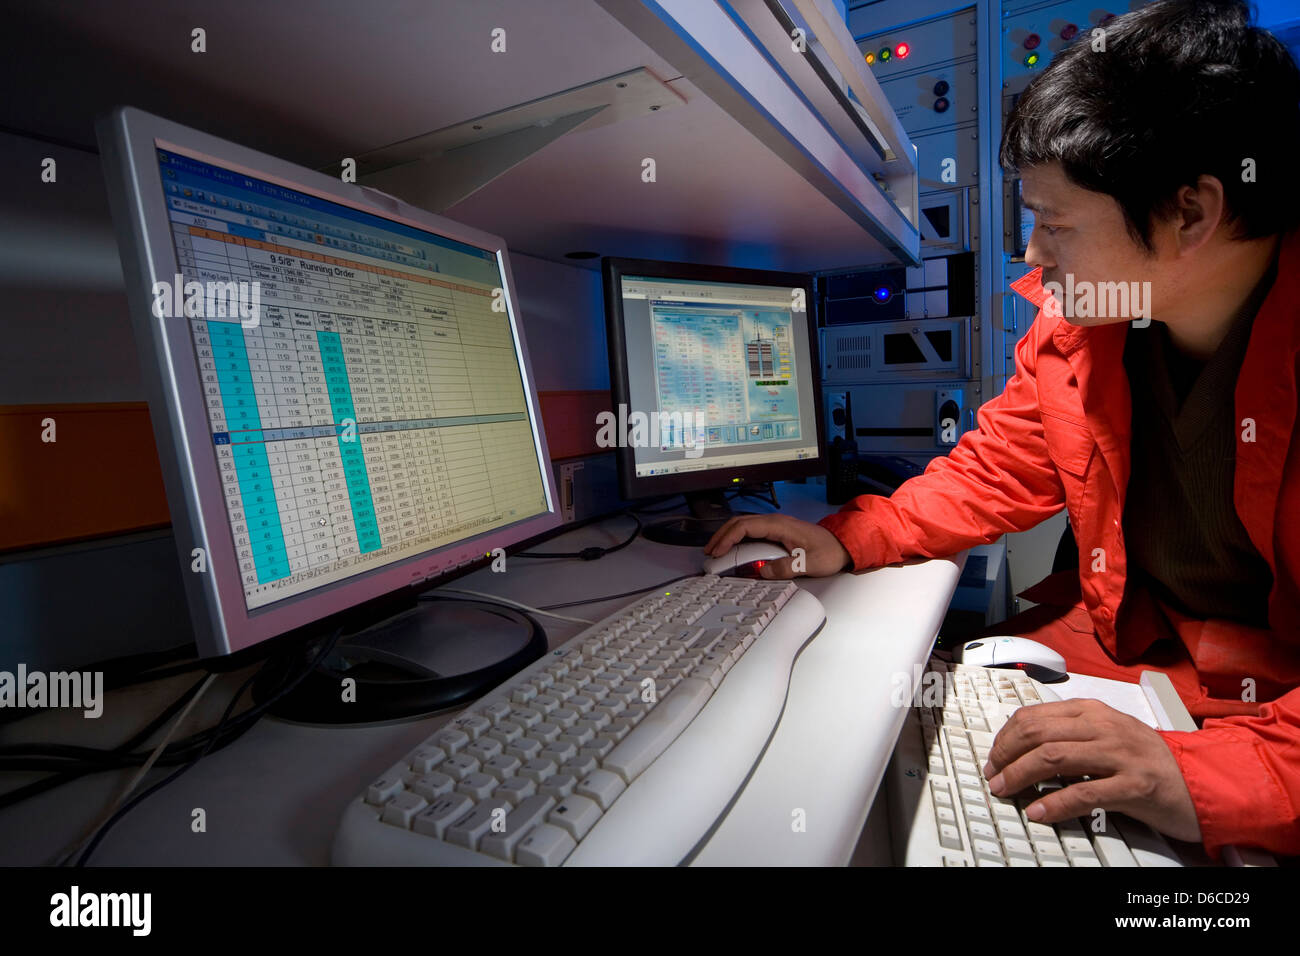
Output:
[1172, 175, 1226, 255]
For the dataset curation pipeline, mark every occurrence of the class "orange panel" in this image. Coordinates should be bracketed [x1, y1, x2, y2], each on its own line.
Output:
[0, 391, 613, 552]
[0, 403, 170, 553]
[537, 390, 611, 460]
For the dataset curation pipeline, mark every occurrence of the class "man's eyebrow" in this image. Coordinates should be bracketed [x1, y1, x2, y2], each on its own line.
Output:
[1021, 198, 1060, 217]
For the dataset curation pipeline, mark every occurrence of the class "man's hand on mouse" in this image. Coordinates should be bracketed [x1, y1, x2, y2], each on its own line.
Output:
[704, 514, 853, 578]
[982, 697, 1202, 843]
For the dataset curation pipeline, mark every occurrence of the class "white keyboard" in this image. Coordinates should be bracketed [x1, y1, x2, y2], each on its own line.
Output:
[887, 658, 1183, 867]
[332, 574, 826, 866]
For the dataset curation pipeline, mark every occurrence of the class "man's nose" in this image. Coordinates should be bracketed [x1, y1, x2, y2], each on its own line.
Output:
[1025, 230, 1053, 272]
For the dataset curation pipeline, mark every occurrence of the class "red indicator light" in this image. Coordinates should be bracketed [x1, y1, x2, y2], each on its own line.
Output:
[1024, 32, 1041, 50]
[895, 42, 910, 59]
[1060, 23, 1078, 41]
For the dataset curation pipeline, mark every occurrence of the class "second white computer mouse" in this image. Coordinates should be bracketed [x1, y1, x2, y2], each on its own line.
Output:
[958, 636, 1068, 683]
[702, 541, 792, 577]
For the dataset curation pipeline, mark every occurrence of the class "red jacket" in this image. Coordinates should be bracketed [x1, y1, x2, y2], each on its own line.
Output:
[820, 230, 1300, 856]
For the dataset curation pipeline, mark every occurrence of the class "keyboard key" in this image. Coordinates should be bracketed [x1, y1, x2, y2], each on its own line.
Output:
[542, 740, 578, 766]
[412, 793, 473, 839]
[575, 769, 627, 810]
[409, 747, 447, 773]
[451, 714, 491, 739]
[505, 738, 542, 762]
[531, 721, 562, 744]
[518, 758, 557, 784]
[456, 772, 498, 801]
[487, 720, 524, 746]
[445, 798, 513, 850]
[441, 753, 480, 781]
[432, 729, 470, 754]
[548, 793, 603, 840]
[480, 795, 556, 862]
[539, 773, 578, 800]
[465, 738, 503, 763]
[560, 755, 598, 779]
[365, 771, 405, 806]
[508, 707, 543, 729]
[482, 754, 522, 782]
[409, 772, 455, 801]
[381, 790, 427, 828]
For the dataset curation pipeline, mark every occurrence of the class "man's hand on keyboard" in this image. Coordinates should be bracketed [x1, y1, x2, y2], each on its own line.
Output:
[703, 514, 853, 578]
[981, 698, 1203, 844]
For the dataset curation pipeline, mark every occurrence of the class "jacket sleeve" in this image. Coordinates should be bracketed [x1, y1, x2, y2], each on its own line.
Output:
[819, 309, 1068, 570]
[1158, 689, 1300, 857]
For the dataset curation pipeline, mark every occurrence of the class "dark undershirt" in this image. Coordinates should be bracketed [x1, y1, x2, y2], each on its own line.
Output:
[1121, 259, 1277, 627]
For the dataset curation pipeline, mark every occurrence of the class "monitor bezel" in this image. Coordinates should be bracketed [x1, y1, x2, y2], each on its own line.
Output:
[96, 106, 561, 657]
[602, 256, 827, 502]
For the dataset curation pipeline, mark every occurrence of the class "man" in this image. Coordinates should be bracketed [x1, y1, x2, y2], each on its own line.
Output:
[705, 0, 1300, 857]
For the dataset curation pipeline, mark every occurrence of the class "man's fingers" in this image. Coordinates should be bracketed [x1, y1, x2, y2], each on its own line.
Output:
[704, 517, 745, 555]
[984, 703, 1089, 770]
[758, 557, 797, 579]
[1021, 774, 1129, 826]
[703, 515, 785, 556]
[987, 739, 1119, 798]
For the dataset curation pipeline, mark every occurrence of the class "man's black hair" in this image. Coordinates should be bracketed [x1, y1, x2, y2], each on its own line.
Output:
[1001, 0, 1300, 250]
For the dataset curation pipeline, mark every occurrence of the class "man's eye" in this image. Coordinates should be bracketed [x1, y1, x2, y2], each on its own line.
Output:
[1039, 224, 1060, 235]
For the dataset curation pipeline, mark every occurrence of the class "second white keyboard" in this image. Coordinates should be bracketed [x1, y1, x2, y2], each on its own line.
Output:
[332, 573, 827, 866]
[887, 658, 1184, 867]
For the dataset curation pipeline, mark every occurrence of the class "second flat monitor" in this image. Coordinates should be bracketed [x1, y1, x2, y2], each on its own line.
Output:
[603, 257, 825, 545]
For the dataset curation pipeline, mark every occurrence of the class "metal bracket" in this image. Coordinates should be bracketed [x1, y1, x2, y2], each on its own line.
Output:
[351, 67, 685, 213]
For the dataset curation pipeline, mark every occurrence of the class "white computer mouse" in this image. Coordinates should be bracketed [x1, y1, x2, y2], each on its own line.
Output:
[702, 540, 791, 577]
[958, 635, 1068, 683]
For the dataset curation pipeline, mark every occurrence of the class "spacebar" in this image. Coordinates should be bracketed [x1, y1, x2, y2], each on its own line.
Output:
[602, 678, 714, 783]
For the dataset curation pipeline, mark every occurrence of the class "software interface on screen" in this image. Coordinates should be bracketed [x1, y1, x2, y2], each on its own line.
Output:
[618, 275, 820, 479]
[155, 146, 549, 611]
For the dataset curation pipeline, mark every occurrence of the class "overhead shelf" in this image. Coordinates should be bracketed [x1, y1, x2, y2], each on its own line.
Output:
[594, 0, 920, 267]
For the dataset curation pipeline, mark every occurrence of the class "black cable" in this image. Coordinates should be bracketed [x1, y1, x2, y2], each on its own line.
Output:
[75, 627, 345, 866]
[512, 512, 642, 560]
[537, 573, 691, 611]
[0, 695, 265, 812]
[0, 644, 206, 730]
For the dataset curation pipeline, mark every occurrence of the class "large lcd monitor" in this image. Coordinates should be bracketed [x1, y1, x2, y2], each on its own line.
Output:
[97, 107, 560, 657]
[603, 257, 825, 538]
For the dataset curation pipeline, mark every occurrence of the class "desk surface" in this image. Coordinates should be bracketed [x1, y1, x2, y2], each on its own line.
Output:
[0, 481, 963, 866]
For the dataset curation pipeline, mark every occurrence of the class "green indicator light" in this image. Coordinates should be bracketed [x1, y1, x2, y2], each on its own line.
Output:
[879, 47, 891, 61]
[1024, 52, 1040, 67]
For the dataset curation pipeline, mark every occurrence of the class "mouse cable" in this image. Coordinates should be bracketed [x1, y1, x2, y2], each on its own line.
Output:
[537, 573, 694, 611]
[73, 625, 345, 867]
[50, 672, 221, 866]
[425, 589, 595, 626]
[512, 511, 642, 561]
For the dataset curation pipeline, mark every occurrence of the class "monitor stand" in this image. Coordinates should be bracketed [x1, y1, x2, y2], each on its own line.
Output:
[642, 487, 768, 547]
[255, 597, 547, 725]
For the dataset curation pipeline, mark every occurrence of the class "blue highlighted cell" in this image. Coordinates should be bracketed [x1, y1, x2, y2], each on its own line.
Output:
[317, 331, 381, 554]
[208, 322, 290, 583]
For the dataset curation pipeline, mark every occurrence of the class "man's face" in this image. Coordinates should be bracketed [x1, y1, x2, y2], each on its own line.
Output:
[1021, 163, 1172, 326]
